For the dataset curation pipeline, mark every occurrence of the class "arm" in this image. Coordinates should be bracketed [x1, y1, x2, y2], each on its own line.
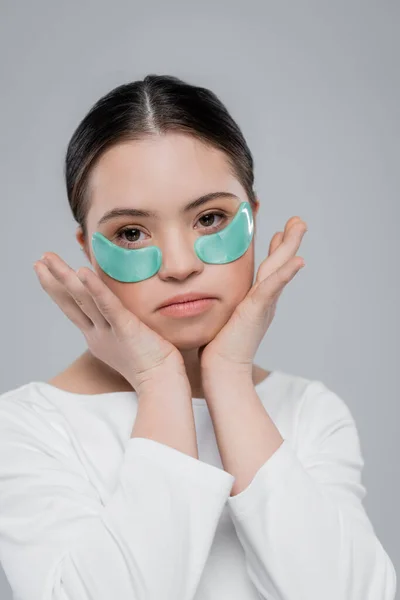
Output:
[204, 375, 397, 600]
[131, 372, 199, 458]
[0, 376, 235, 600]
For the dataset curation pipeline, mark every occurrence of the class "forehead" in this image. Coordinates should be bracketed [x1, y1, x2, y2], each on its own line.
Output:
[86, 133, 245, 222]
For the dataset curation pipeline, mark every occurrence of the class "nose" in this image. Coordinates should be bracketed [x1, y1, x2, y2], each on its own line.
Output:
[156, 229, 205, 282]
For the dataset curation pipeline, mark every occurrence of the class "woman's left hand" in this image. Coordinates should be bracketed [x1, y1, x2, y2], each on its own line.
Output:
[199, 216, 308, 378]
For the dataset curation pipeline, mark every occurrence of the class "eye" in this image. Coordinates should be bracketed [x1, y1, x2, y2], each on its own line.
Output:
[114, 211, 227, 249]
[197, 211, 226, 230]
[116, 227, 144, 246]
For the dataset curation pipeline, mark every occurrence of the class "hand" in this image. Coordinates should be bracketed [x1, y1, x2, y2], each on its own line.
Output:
[33, 253, 187, 394]
[199, 216, 308, 378]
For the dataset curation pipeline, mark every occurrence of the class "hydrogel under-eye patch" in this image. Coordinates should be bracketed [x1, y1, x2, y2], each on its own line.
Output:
[91, 200, 254, 283]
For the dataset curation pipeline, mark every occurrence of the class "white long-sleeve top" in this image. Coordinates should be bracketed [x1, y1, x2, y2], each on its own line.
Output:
[0, 369, 396, 600]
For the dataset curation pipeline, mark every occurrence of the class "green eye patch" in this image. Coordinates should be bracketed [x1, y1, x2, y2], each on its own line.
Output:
[91, 201, 254, 283]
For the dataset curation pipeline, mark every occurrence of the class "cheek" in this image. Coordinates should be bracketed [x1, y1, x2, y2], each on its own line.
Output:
[216, 249, 255, 306]
[89, 249, 150, 315]
[91, 242, 255, 316]
[94, 268, 145, 314]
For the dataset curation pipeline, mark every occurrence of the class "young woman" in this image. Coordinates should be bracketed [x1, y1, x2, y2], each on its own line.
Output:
[0, 75, 396, 600]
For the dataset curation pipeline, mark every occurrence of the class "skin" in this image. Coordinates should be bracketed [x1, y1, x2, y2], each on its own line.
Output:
[50, 132, 271, 398]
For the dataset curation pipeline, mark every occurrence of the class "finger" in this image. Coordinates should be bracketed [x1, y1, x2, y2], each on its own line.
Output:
[268, 231, 284, 256]
[40, 253, 109, 329]
[257, 220, 307, 284]
[273, 219, 306, 262]
[75, 267, 134, 333]
[257, 255, 305, 303]
[34, 261, 94, 331]
[284, 216, 304, 233]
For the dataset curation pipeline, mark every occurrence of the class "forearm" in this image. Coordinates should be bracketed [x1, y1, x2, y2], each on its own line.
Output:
[131, 374, 199, 459]
[203, 374, 283, 496]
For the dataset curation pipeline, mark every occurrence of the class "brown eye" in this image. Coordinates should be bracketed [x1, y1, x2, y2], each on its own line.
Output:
[113, 211, 227, 250]
[199, 214, 216, 227]
[197, 211, 226, 230]
[115, 227, 146, 248]
[122, 228, 141, 243]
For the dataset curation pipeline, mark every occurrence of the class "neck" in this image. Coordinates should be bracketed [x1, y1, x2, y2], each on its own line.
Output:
[75, 349, 264, 399]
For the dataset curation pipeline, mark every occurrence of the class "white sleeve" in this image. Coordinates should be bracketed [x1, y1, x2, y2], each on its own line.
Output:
[226, 380, 397, 600]
[0, 395, 235, 600]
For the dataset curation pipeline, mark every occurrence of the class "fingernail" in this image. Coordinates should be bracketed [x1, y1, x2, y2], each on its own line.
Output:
[77, 272, 86, 283]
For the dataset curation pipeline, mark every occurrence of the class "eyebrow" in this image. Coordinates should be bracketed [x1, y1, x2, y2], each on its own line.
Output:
[97, 192, 239, 226]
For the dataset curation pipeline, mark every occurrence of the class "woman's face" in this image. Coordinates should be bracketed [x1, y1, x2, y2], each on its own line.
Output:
[78, 132, 259, 351]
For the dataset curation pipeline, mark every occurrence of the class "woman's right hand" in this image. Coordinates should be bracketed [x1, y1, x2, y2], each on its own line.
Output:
[33, 253, 188, 394]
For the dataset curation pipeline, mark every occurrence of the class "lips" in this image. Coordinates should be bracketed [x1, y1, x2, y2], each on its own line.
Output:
[158, 292, 215, 308]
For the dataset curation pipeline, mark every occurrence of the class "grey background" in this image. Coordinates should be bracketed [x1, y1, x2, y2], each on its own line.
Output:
[0, 1, 398, 597]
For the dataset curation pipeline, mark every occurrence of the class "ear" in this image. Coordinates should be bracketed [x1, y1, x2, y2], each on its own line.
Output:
[76, 226, 91, 263]
[252, 197, 260, 217]
[252, 198, 260, 235]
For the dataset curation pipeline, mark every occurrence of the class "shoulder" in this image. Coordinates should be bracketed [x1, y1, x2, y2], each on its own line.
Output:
[0, 382, 67, 443]
[266, 369, 355, 420]
[0, 382, 37, 411]
[0, 384, 84, 491]
[0, 381, 51, 409]
[260, 370, 360, 452]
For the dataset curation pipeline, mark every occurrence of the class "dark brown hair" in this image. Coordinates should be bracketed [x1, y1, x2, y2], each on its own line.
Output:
[64, 74, 258, 240]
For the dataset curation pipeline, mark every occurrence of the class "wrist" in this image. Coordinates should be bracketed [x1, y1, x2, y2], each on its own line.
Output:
[136, 368, 191, 400]
[201, 363, 253, 389]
